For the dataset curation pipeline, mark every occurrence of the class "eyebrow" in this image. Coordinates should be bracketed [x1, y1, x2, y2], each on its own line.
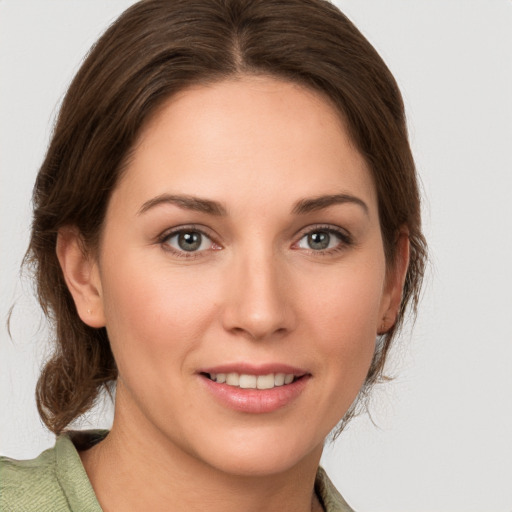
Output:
[138, 193, 227, 216]
[292, 193, 369, 216]
[138, 192, 368, 217]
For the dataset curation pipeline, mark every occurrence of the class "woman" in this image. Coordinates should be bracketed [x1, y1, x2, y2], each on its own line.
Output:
[0, 0, 426, 510]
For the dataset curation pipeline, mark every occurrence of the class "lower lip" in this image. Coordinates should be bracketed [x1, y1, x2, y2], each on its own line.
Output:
[200, 375, 310, 414]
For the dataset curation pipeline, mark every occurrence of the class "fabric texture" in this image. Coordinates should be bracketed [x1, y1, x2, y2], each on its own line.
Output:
[0, 431, 105, 512]
[1, 431, 355, 511]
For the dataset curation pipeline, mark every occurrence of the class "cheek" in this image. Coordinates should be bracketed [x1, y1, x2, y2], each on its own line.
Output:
[305, 260, 385, 340]
[99, 256, 220, 371]
[301, 259, 386, 386]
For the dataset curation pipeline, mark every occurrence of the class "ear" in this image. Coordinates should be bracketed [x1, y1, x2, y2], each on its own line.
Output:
[378, 229, 410, 334]
[56, 227, 106, 328]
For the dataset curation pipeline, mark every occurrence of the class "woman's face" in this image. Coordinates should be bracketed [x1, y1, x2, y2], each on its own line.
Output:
[81, 77, 402, 475]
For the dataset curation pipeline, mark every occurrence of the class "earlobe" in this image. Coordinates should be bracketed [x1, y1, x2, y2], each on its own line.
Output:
[56, 227, 106, 328]
[378, 230, 410, 334]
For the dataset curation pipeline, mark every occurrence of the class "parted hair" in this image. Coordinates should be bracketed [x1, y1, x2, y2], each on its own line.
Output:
[27, 0, 427, 434]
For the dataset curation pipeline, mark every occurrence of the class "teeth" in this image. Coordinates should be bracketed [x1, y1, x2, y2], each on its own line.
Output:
[256, 374, 274, 390]
[208, 372, 297, 389]
[274, 373, 285, 386]
[239, 374, 257, 389]
[226, 373, 239, 386]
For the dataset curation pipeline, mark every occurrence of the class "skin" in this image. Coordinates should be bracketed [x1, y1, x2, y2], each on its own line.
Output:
[57, 76, 408, 512]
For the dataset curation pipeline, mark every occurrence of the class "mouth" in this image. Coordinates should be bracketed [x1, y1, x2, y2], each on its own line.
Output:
[199, 366, 310, 413]
[201, 372, 302, 390]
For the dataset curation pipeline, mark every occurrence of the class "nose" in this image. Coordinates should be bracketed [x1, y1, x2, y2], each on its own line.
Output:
[221, 248, 296, 341]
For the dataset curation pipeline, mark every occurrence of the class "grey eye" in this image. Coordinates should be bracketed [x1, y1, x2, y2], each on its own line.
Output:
[166, 231, 210, 252]
[307, 231, 331, 250]
[178, 232, 202, 251]
[297, 229, 345, 251]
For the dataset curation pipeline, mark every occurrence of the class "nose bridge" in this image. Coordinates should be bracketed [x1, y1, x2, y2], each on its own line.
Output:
[222, 241, 294, 340]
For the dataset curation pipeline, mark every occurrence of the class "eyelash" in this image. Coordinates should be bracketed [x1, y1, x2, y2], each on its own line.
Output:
[157, 224, 353, 259]
[157, 225, 218, 260]
[294, 225, 353, 256]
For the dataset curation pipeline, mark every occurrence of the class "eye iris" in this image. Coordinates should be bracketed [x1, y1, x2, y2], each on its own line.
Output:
[178, 232, 202, 251]
[308, 231, 330, 250]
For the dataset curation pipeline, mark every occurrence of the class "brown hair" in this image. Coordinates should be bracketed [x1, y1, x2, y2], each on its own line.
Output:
[27, 0, 426, 434]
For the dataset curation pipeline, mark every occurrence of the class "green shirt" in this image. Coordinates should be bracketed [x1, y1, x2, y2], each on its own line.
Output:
[0, 431, 355, 511]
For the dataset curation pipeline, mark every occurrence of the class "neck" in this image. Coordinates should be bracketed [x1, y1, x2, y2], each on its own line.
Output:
[80, 401, 325, 512]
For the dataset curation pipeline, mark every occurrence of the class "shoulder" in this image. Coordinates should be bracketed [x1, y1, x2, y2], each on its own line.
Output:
[0, 431, 106, 512]
[0, 442, 70, 511]
[316, 466, 357, 512]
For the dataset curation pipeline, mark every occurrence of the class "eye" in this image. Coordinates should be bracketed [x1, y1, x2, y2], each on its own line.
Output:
[295, 227, 350, 252]
[163, 229, 214, 254]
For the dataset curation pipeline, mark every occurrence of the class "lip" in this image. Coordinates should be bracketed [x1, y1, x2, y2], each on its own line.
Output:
[198, 363, 310, 414]
[199, 363, 308, 376]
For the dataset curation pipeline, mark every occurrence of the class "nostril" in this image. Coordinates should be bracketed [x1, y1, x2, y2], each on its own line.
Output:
[220, 266, 297, 339]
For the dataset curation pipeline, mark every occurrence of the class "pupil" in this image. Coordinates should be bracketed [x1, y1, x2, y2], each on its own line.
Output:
[308, 231, 330, 250]
[178, 232, 201, 251]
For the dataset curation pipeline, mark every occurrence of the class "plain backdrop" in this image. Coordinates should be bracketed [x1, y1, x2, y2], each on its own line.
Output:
[1, 1, 511, 511]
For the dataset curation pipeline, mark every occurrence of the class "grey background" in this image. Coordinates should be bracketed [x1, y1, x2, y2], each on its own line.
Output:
[1, 1, 511, 511]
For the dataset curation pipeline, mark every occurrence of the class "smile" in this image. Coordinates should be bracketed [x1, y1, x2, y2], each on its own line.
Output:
[206, 372, 297, 389]
[201, 369, 310, 413]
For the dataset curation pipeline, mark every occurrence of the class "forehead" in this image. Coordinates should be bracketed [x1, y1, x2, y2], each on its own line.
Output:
[112, 76, 378, 218]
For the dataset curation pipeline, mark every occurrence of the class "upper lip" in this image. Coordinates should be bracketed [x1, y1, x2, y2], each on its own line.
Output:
[198, 363, 309, 377]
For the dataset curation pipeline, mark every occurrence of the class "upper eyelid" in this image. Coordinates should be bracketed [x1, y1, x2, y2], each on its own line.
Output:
[295, 224, 351, 239]
[159, 224, 216, 241]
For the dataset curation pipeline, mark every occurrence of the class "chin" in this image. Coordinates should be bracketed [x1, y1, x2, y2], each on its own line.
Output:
[184, 423, 326, 478]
